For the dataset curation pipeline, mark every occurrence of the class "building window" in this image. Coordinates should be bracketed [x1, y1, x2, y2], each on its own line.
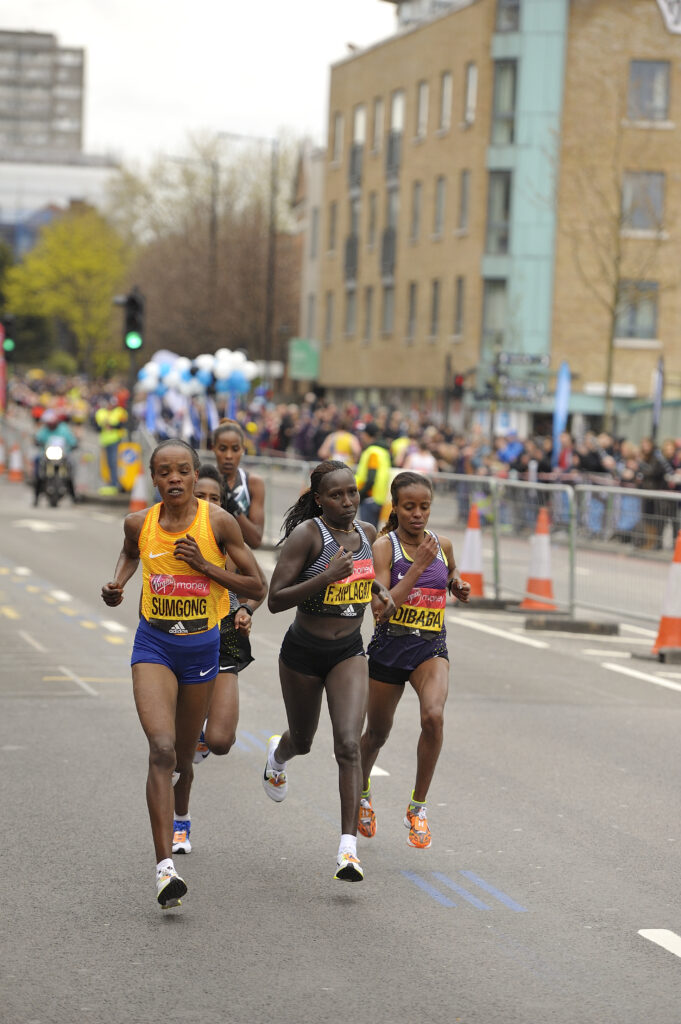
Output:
[622, 172, 664, 231]
[353, 104, 366, 144]
[309, 206, 319, 260]
[372, 97, 384, 151]
[410, 181, 422, 241]
[453, 276, 465, 335]
[349, 196, 361, 237]
[328, 201, 337, 252]
[331, 112, 344, 162]
[628, 61, 670, 122]
[464, 63, 478, 125]
[491, 61, 516, 144]
[407, 282, 418, 341]
[430, 279, 441, 337]
[368, 192, 377, 248]
[324, 291, 335, 345]
[382, 284, 395, 335]
[386, 187, 399, 230]
[415, 80, 429, 138]
[306, 293, 316, 339]
[482, 279, 507, 359]
[345, 288, 357, 336]
[615, 280, 658, 339]
[439, 72, 452, 131]
[496, 0, 520, 31]
[391, 89, 406, 132]
[363, 286, 374, 342]
[458, 169, 470, 231]
[433, 176, 446, 237]
[486, 171, 512, 254]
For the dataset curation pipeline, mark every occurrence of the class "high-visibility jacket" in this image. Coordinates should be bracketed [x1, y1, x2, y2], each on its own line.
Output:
[355, 444, 391, 505]
[95, 406, 128, 447]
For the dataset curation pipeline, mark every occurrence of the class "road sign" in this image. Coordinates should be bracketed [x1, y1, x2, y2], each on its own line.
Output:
[288, 338, 320, 380]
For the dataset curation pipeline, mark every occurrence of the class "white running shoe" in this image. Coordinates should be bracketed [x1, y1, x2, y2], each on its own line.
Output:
[172, 819, 191, 854]
[193, 719, 210, 764]
[156, 865, 187, 909]
[262, 734, 288, 802]
[334, 852, 364, 882]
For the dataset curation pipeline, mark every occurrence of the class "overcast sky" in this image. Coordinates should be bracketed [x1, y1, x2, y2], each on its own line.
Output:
[6, 0, 396, 166]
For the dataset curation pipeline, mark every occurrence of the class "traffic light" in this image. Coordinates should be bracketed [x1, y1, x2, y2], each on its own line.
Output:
[1, 314, 15, 357]
[123, 288, 145, 351]
[452, 374, 465, 400]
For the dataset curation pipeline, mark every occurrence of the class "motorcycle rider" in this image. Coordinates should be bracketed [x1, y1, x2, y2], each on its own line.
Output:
[34, 410, 78, 506]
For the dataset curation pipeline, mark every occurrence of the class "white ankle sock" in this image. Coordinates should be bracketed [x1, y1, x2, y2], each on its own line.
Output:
[156, 858, 174, 875]
[269, 749, 286, 771]
[174, 812, 190, 824]
[338, 834, 357, 858]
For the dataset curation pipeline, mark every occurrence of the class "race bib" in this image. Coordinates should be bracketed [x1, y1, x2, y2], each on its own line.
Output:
[148, 574, 211, 633]
[323, 558, 375, 607]
[389, 587, 446, 632]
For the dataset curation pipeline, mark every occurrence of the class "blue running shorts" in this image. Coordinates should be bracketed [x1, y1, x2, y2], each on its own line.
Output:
[131, 617, 220, 685]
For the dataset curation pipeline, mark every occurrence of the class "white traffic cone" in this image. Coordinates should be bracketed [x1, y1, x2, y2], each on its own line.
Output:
[8, 443, 23, 483]
[128, 469, 148, 512]
[459, 504, 484, 598]
[519, 506, 556, 611]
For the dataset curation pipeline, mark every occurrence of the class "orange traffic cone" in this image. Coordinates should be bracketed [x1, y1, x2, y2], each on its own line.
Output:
[519, 506, 556, 611]
[0, 436, 6, 475]
[652, 531, 681, 654]
[128, 469, 148, 512]
[459, 504, 484, 598]
[7, 443, 23, 482]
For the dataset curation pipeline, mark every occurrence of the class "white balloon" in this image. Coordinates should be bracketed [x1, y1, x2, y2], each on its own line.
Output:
[141, 361, 160, 378]
[231, 350, 247, 366]
[243, 360, 258, 381]
[214, 355, 235, 380]
[164, 368, 182, 389]
[179, 376, 204, 396]
[136, 377, 156, 394]
[215, 348, 232, 362]
[194, 353, 215, 371]
[175, 356, 192, 374]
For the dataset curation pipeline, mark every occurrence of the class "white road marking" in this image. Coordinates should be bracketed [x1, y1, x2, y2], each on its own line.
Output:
[622, 623, 657, 637]
[370, 766, 389, 777]
[50, 589, 72, 602]
[57, 665, 99, 698]
[12, 519, 73, 533]
[14, 566, 31, 576]
[18, 630, 46, 652]
[515, 631, 650, 645]
[447, 615, 549, 649]
[581, 649, 630, 658]
[639, 929, 681, 958]
[101, 620, 128, 633]
[602, 662, 681, 694]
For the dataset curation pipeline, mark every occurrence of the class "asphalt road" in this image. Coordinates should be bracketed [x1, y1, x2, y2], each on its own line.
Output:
[3, 476, 681, 1024]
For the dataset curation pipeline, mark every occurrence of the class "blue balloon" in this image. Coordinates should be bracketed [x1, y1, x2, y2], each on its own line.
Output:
[155, 384, 168, 397]
[197, 368, 213, 387]
[159, 362, 172, 378]
[228, 369, 249, 394]
[215, 379, 231, 394]
[181, 367, 192, 382]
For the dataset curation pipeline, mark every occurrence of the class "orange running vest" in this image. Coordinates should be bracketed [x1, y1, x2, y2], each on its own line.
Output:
[139, 500, 225, 634]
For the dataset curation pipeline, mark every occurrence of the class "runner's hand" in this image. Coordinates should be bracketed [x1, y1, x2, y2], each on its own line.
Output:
[372, 582, 395, 623]
[101, 581, 123, 606]
[414, 533, 439, 571]
[234, 608, 252, 635]
[325, 546, 354, 582]
[173, 534, 206, 572]
[449, 578, 471, 603]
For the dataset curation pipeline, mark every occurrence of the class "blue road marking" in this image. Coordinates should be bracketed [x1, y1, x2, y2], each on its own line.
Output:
[401, 870, 456, 907]
[431, 873, 491, 909]
[459, 870, 528, 912]
[238, 731, 268, 751]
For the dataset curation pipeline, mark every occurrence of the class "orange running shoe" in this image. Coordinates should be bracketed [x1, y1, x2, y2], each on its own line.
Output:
[358, 796, 376, 838]
[404, 803, 432, 849]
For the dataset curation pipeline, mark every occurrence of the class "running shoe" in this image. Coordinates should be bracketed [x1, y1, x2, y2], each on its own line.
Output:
[193, 719, 210, 764]
[334, 852, 364, 882]
[262, 734, 287, 802]
[404, 803, 432, 849]
[172, 819, 192, 854]
[171, 770, 180, 787]
[358, 796, 376, 838]
[156, 865, 187, 909]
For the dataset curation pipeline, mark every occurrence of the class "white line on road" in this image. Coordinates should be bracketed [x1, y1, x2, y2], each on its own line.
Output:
[622, 623, 657, 637]
[602, 662, 681, 694]
[14, 566, 31, 576]
[370, 766, 389, 777]
[581, 649, 630, 657]
[639, 929, 681, 958]
[18, 630, 46, 652]
[57, 665, 99, 698]
[447, 615, 549, 648]
[513, 630, 650, 645]
[101, 620, 128, 633]
[50, 589, 73, 602]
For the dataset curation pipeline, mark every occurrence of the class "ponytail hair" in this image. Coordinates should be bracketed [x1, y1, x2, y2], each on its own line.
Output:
[280, 459, 350, 540]
[379, 471, 433, 536]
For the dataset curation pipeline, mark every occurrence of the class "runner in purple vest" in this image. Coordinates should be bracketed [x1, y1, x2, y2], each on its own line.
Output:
[358, 471, 470, 849]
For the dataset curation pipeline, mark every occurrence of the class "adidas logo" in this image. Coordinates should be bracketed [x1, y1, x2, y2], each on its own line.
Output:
[341, 606, 356, 616]
[169, 621, 188, 634]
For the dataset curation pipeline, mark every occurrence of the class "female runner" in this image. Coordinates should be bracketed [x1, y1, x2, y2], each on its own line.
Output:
[358, 471, 470, 849]
[212, 418, 265, 549]
[263, 460, 394, 882]
[171, 463, 267, 855]
[101, 440, 265, 909]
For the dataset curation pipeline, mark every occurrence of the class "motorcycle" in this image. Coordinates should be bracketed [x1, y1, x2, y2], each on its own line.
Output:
[36, 441, 74, 507]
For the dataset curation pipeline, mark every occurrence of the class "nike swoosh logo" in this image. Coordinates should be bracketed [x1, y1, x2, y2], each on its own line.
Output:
[149, 552, 165, 559]
[199, 666, 215, 677]
[397, 572, 405, 579]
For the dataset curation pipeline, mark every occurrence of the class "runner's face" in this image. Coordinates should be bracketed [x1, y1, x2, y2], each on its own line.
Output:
[394, 483, 432, 533]
[214, 431, 243, 477]
[315, 469, 359, 526]
[194, 478, 222, 504]
[151, 447, 198, 504]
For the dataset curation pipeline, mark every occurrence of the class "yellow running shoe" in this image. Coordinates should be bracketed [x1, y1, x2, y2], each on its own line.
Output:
[358, 796, 376, 838]
[334, 852, 364, 882]
[404, 803, 432, 849]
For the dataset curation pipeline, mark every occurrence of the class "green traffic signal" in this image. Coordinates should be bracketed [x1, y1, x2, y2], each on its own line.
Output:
[3, 337, 14, 353]
[125, 331, 143, 351]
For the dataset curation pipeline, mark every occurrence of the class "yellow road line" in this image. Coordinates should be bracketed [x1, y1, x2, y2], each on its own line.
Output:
[26, 585, 40, 593]
[59, 607, 77, 617]
[0, 606, 20, 619]
[79, 621, 98, 629]
[104, 635, 126, 645]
